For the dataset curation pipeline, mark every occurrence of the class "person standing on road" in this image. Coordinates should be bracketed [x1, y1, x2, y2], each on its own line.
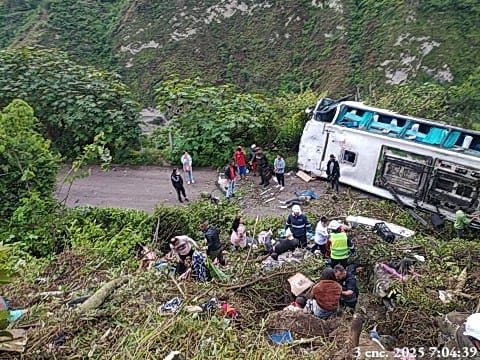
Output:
[224, 160, 237, 199]
[326, 154, 340, 193]
[248, 144, 258, 176]
[234, 146, 247, 180]
[256, 148, 271, 188]
[171, 168, 189, 203]
[181, 151, 194, 184]
[274, 154, 285, 191]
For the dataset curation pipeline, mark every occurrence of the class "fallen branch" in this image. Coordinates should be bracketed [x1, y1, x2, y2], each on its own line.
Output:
[239, 216, 259, 277]
[223, 271, 294, 291]
[76, 277, 128, 313]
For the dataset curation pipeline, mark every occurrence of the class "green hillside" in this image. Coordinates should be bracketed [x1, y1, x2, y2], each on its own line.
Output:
[1, 0, 479, 106]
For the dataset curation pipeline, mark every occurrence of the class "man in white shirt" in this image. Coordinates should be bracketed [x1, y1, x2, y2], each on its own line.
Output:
[313, 216, 329, 257]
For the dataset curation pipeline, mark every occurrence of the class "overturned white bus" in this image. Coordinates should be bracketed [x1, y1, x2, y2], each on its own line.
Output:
[298, 98, 480, 226]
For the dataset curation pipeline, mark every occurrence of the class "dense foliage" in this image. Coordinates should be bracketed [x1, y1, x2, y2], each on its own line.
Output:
[153, 78, 319, 167]
[0, 99, 60, 221]
[367, 76, 480, 130]
[154, 78, 275, 167]
[0, 48, 141, 159]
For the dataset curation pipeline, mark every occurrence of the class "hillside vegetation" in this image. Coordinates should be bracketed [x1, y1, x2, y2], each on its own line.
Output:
[1, 0, 479, 111]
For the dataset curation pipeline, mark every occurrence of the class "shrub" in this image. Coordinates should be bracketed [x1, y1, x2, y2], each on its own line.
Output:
[0, 48, 141, 160]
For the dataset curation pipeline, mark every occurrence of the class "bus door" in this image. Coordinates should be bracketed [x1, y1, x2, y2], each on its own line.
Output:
[374, 146, 433, 199]
[425, 160, 480, 211]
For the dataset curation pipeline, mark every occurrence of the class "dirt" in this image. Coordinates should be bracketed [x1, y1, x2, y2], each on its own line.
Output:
[56, 166, 361, 216]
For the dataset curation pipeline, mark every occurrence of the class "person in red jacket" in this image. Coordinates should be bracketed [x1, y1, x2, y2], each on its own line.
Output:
[234, 146, 247, 180]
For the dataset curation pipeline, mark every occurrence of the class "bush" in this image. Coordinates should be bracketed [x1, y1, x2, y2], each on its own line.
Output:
[155, 78, 275, 167]
[0, 99, 61, 220]
[0, 48, 141, 160]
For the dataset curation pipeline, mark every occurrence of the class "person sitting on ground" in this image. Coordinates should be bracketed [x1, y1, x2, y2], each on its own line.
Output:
[200, 221, 226, 266]
[285, 205, 311, 248]
[169, 236, 208, 282]
[171, 168, 189, 203]
[454, 208, 479, 239]
[313, 216, 330, 257]
[334, 264, 359, 310]
[230, 215, 247, 249]
[234, 146, 247, 180]
[284, 296, 307, 312]
[137, 245, 158, 271]
[307, 268, 342, 319]
[438, 312, 480, 353]
[328, 220, 355, 267]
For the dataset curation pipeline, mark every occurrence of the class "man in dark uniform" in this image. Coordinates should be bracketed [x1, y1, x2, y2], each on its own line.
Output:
[255, 147, 271, 188]
[334, 264, 358, 309]
[326, 154, 340, 193]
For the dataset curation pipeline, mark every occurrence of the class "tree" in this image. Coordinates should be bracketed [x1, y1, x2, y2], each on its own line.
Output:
[0, 48, 141, 160]
[0, 99, 61, 220]
[154, 78, 275, 167]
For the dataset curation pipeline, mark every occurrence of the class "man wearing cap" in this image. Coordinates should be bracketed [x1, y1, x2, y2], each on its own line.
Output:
[328, 220, 355, 267]
[285, 205, 311, 248]
[169, 236, 209, 282]
[439, 312, 480, 354]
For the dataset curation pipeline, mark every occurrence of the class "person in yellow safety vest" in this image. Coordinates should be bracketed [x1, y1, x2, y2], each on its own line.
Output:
[328, 220, 355, 268]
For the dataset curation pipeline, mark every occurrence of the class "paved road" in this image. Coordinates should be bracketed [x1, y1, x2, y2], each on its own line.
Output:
[56, 166, 222, 213]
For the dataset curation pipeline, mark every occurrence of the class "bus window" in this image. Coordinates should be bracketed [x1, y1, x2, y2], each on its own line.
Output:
[456, 184, 473, 198]
[369, 114, 407, 135]
[341, 150, 357, 166]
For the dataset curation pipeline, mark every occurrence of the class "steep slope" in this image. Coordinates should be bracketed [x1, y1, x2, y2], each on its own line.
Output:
[0, 0, 479, 104]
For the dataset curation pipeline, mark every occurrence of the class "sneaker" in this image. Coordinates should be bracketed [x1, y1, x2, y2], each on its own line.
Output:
[192, 180, 195, 184]
[179, 199, 184, 203]
[279, 186, 284, 191]
[263, 184, 269, 189]
[187, 181, 191, 185]
[185, 198, 190, 202]
[275, 184, 281, 188]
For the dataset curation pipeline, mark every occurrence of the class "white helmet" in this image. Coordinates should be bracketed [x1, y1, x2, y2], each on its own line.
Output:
[292, 205, 302, 214]
[251, 144, 257, 149]
[328, 220, 342, 231]
[464, 313, 480, 340]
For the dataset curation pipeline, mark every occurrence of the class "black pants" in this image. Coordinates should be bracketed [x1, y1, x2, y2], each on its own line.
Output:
[295, 235, 307, 248]
[175, 186, 187, 202]
[341, 296, 357, 309]
[276, 173, 285, 186]
[330, 257, 348, 268]
[207, 247, 226, 266]
[330, 176, 339, 193]
[260, 172, 270, 186]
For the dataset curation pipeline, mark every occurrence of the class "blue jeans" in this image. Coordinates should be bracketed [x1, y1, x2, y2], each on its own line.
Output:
[226, 180, 235, 198]
[184, 170, 193, 183]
